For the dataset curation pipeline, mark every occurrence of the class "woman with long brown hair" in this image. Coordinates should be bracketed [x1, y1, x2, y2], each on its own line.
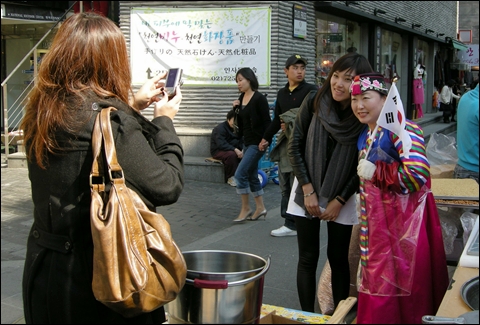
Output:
[21, 12, 183, 324]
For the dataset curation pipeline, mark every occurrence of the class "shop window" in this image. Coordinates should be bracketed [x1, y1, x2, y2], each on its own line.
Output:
[315, 13, 364, 87]
[380, 30, 402, 90]
[415, 39, 430, 86]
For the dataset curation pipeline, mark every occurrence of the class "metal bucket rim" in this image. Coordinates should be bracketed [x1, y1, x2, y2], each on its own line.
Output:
[461, 276, 479, 311]
[187, 268, 263, 276]
[185, 256, 271, 287]
[182, 249, 267, 273]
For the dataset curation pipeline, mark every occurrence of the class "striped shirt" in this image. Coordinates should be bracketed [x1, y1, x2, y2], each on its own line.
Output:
[357, 121, 430, 265]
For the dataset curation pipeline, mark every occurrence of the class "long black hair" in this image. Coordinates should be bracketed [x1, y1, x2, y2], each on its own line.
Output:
[236, 67, 259, 91]
[315, 52, 373, 113]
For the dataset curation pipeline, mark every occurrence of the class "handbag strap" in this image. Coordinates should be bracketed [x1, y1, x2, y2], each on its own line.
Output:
[90, 111, 105, 192]
[98, 107, 123, 180]
[90, 106, 124, 191]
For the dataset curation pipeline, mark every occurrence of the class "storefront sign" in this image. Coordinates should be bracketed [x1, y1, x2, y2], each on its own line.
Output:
[1, 3, 63, 21]
[293, 4, 307, 39]
[328, 34, 343, 42]
[130, 7, 271, 86]
[457, 44, 479, 67]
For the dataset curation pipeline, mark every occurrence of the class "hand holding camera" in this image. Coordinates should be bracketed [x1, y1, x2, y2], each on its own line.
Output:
[130, 68, 184, 113]
[154, 86, 182, 120]
[163, 68, 183, 99]
[131, 73, 165, 110]
[153, 68, 184, 120]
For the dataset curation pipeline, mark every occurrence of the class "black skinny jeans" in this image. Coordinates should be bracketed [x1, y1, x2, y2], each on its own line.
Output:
[295, 216, 353, 313]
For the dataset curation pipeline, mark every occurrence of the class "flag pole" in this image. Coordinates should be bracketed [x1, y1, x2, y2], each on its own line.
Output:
[364, 77, 399, 159]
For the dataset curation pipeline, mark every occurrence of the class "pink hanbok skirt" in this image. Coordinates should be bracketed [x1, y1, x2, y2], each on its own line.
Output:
[356, 189, 449, 324]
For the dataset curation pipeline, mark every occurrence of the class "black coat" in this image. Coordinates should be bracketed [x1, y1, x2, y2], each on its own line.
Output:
[22, 94, 184, 324]
[262, 80, 317, 144]
[210, 121, 243, 156]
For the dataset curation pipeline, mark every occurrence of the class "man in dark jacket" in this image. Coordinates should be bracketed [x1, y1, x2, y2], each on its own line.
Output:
[259, 54, 317, 237]
[211, 109, 244, 186]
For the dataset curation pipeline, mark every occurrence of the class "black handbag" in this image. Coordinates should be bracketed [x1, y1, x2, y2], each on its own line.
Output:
[232, 94, 244, 136]
[233, 106, 240, 135]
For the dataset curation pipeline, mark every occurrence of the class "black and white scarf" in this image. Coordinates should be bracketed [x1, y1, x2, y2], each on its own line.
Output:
[295, 95, 364, 205]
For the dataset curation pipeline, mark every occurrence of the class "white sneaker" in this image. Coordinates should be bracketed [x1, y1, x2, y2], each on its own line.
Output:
[227, 177, 237, 187]
[270, 226, 297, 237]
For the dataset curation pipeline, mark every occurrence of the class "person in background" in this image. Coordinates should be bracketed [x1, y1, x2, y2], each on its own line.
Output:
[232, 67, 271, 223]
[210, 109, 244, 187]
[259, 54, 317, 237]
[440, 79, 461, 123]
[287, 52, 373, 312]
[350, 73, 449, 324]
[451, 78, 461, 122]
[20, 12, 183, 324]
[432, 81, 441, 112]
[454, 82, 479, 183]
[471, 77, 479, 90]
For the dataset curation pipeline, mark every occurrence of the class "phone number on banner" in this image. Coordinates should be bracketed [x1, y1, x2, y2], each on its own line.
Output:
[211, 76, 237, 82]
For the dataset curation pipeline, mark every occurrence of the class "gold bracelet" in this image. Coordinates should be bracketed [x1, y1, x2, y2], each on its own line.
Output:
[304, 190, 316, 197]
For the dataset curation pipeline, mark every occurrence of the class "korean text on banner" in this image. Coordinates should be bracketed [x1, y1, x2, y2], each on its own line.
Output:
[130, 7, 271, 86]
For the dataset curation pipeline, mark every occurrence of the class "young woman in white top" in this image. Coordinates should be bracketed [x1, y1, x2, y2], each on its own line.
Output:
[440, 79, 460, 123]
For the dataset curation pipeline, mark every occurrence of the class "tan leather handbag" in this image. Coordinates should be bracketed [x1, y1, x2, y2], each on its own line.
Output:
[90, 107, 186, 318]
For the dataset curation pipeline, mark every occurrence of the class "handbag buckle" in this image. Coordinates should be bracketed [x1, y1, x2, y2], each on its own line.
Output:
[90, 174, 105, 187]
[108, 169, 124, 181]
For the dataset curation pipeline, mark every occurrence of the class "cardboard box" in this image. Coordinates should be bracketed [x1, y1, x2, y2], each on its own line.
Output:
[431, 178, 479, 199]
[260, 304, 330, 324]
[260, 311, 305, 324]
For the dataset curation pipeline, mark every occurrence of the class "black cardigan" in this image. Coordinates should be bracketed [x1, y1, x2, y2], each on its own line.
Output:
[236, 91, 271, 146]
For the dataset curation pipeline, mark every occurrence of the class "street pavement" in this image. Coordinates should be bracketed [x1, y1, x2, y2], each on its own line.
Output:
[1, 158, 327, 324]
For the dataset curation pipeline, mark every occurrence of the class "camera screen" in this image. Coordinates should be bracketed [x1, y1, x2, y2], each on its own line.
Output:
[166, 69, 178, 87]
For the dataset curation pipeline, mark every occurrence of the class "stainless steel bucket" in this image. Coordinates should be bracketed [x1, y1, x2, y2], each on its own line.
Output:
[166, 250, 270, 324]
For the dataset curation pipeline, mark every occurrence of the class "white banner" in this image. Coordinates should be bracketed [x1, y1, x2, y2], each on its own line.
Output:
[457, 44, 479, 67]
[130, 7, 271, 86]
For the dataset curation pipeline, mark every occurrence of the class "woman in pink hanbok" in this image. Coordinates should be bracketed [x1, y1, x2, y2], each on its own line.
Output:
[350, 73, 449, 324]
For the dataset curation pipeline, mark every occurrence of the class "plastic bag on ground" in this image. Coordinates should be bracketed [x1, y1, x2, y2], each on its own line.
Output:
[461, 212, 479, 246]
[426, 133, 458, 178]
[317, 260, 334, 315]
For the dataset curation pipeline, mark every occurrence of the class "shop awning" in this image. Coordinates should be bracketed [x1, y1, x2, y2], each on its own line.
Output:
[451, 39, 469, 51]
[314, 1, 444, 43]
